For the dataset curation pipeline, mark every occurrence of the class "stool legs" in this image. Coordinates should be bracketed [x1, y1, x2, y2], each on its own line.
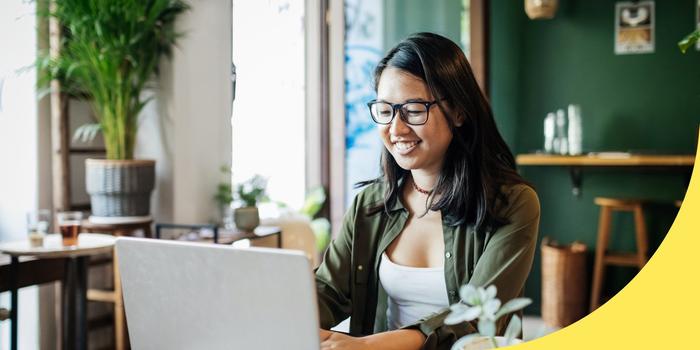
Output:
[633, 206, 649, 268]
[112, 252, 126, 350]
[590, 200, 649, 312]
[590, 206, 612, 312]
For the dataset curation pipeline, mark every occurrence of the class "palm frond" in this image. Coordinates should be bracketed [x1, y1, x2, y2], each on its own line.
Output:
[39, 0, 189, 160]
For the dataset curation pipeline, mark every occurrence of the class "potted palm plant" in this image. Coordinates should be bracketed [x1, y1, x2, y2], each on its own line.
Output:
[41, 0, 188, 218]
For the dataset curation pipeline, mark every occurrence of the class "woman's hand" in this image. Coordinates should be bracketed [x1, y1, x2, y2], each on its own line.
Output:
[319, 330, 369, 350]
[319, 329, 425, 350]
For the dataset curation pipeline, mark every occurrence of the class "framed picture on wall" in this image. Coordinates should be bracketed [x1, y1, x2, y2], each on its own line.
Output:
[615, 1, 654, 55]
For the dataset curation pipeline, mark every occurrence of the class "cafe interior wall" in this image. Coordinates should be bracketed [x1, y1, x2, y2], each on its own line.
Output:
[490, 0, 700, 314]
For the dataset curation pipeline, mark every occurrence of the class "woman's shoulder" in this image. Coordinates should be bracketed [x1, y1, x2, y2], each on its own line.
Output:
[497, 183, 540, 222]
[353, 181, 386, 208]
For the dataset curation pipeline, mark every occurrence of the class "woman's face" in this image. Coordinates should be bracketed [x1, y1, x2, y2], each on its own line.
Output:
[376, 67, 454, 174]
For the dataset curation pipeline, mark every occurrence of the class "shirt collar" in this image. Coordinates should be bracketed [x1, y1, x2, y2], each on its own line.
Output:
[387, 177, 407, 212]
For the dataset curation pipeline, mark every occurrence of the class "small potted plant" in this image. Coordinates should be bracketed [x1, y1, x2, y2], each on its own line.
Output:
[213, 165, 234, 227]
[444, 284, 532, 349]
[233, 175, 268, 231]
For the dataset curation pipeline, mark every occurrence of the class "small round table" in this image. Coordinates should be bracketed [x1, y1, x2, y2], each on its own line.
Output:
[0, 233, 116, 350]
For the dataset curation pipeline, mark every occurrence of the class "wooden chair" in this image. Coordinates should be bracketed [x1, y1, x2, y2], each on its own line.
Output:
[83, 218, 153, 350]
[590, 198, 648, 312]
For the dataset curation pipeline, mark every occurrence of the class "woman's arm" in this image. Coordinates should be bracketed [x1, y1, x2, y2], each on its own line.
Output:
[363, 329, 426, 349]
[315, 194, 361, 328]
[319, 329, 425, 350]
[466, 185, 540, 331]
[402, 185, 541, 349]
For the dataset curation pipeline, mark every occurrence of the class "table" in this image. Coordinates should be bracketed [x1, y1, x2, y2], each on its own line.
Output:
[155, 224, 282, 247]
[515, 153, 695, 196]
[216, 226, 283, 247]
[82, 217, 153, 238]
[0, 233, 116, 350]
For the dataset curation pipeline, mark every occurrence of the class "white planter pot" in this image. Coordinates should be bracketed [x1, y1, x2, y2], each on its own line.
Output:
[452, 336, 523, 350]
[85, 159, 156, 217]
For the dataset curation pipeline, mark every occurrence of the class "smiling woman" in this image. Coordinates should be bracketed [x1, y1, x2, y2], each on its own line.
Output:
[315, 33, 540, 350]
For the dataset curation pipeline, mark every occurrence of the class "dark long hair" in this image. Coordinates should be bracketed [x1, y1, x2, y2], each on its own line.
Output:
[360, 32, 527, 231]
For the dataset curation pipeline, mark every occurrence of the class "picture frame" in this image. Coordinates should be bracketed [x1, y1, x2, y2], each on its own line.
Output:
[615, 1, 655, 55]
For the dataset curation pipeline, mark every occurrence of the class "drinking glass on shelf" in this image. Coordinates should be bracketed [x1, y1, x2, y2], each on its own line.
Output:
[27, 209, 51, 247]
[57, 211, 83, 246]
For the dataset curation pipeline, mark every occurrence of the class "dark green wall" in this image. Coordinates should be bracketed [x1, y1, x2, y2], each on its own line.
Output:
[383, 0, 464, 50]
[490, 0, 700, 314]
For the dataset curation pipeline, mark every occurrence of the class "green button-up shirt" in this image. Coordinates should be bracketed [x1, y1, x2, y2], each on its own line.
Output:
[315, 182, 540, 350]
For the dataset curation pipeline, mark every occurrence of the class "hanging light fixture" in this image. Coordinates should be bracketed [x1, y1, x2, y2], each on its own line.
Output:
[525, 0, 559, 20]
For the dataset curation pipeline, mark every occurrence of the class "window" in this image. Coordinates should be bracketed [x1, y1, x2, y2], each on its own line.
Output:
[231, 0, 306, 213]
[0, 1, 43, 347]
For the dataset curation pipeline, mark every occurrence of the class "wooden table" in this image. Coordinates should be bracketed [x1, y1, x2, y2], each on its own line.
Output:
[0, 233, 116, 350]
[516, 153, 695, 195]
[155, 224, 282, 247]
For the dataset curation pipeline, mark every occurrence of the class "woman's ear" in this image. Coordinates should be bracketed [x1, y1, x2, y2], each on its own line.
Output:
[455, 114, 465, 127]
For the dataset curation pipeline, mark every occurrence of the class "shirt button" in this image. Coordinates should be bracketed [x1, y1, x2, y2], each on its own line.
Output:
[445, 252, 452, 259]
[357, 265, 363, 271]
[448, 290, 456, 297]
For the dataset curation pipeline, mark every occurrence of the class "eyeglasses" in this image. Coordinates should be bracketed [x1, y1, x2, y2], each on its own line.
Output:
[366, 100, 440, 126]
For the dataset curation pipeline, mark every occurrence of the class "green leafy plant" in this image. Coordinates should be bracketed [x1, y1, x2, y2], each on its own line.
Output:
[299, 187, 331, 253]
[235, 175, 268, 207]
[679, 29, 700, 54]
[444, 284, 532, 349]
[214, 165, 233, 208]
[38, 0, 188, 159]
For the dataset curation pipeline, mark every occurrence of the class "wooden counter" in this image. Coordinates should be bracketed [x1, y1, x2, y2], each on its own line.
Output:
[515, 153, 695, 196]
[516, 154, 695, 167]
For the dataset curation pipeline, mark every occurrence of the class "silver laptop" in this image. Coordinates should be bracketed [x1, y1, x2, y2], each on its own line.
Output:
[116, 237, 320, 350]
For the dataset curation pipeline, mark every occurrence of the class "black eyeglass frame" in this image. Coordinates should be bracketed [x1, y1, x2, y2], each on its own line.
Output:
[366, 99, 441, 126]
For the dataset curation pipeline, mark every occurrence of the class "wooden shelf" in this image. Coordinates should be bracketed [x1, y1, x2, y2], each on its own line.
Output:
[515, 153, 695, 196]
[68, 147, 106, 155]
[69, 203, 92, 211]
[516, 154, 695, 167]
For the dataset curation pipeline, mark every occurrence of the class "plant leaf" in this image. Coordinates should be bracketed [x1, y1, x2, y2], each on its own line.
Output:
[679, 29, 700, 53]
[482, 299, 501, 319]
[73, 123, 102, 143]
[445, 304, 482, 325]
[504, 315, 522, 345]
[311, 218, 331, 252]
[495, 298, 532, 319]
[300, 187, 326, 217]
[485, 285, 497, 300]
[461, 306, 482, 322]
[36, 86, 56, 101]
[444, 304, 469, 325]
[459, 284, 479, 305]
[477, 319, 496, 338]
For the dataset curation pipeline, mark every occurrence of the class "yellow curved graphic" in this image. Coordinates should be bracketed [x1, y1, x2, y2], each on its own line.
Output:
[516, 133, 699, 349]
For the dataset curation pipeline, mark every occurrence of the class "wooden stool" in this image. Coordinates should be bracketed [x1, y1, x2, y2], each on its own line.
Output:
[83, 218, 152, 350]
[590, 198, 649, 312]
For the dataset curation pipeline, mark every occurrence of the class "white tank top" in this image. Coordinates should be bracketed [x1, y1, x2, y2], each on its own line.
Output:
[378, 252, 449, 330]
